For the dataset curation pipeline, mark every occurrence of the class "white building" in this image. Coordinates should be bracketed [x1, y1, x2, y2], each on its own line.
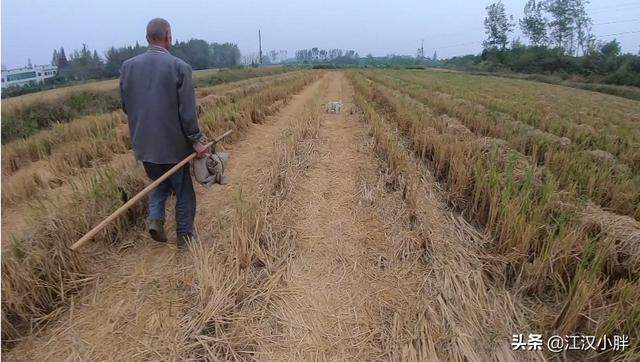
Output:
[1, 64, 58, 89]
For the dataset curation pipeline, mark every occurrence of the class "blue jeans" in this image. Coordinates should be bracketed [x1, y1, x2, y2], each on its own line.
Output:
[143, 162, 196, 235]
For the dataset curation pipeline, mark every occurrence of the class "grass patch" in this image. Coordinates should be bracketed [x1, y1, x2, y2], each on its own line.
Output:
[1, 90, 121, 143]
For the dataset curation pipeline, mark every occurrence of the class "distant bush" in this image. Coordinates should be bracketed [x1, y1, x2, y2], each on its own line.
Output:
[603, 57, 640, 87]
[193, 66, 294, 87]
[565, 82, 640, 100]
[468, 71, 640, 100]
[312, 64, 341, 69]
[441, 44, 640, 89]
[1, 85, 45, 99]
[1, 90, 121, 143]
[1, 76, 68, 99]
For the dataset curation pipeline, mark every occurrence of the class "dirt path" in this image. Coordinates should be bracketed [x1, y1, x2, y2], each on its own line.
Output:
[5, 73, 328, 361]
[253, 72, 431, 360]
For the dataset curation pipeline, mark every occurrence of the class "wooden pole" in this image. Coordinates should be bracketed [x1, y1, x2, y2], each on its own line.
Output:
[259, 30, 262, 65]
[70, 129, 234, 251]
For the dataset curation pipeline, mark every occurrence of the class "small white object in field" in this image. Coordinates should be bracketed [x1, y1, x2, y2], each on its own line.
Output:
[326, 101, 343, 113]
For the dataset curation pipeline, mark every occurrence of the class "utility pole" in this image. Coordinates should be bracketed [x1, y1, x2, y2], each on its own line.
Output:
[417, 39, 424, 60]
[258, 30, 263, 65]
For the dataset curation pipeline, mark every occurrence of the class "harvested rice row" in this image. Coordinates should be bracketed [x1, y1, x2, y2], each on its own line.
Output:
[180, 77, 326, 359]
[2, 70, 307, 176]
[195, 69, 305, 99]
[0, 71, 324, 349]
[352, 77, 531, 360]
[196, 73, 321, 144]
[1, 90, 123, 145]
[0, 66, 294, 115]
[1, 165, 148, 349]
[192, 66, 295, 89]
[385, 70, 640, 169]
[349, 72, 640, 360]
[2, 112, 124, 175]
[389, 70, 640, 145]
[1, 73, 320, 207]
[1, 128, 129, 207]
[364, 71, 640, 220]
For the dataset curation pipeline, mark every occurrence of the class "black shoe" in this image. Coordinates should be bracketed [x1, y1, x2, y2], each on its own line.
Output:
[149, 219, 167, 242]
[177, 232, 197, 249]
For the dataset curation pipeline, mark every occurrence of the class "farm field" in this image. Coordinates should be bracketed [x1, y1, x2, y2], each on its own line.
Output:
[1, 66, 288, 110]
[0, 66, 294, 143]
[0, 68, 227, 111]
[1, 68, 638, 360]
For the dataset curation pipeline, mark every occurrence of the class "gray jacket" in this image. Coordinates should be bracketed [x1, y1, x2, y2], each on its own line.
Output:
[120, 46, 202, 164]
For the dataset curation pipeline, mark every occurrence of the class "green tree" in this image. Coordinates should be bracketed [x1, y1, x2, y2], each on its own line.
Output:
[50, 48, 69, 69]
[103, 42, 146, 76]
[600, 39, 621, 57]
[92, 50, 102, 66]
[520, 0, 548, 46]
[58, 47, 69, 69]
[66, 44, 104, 80]
[544, 0, 591, 54]
[573, 0, 593, 56]
[545, 0, 573, 51]
[365, 53, 374, 65]
[51, 49, 58, 66]
[483, 1, 515, 50]
[210, 42, 241, 68]
[172, 39, 211, 69]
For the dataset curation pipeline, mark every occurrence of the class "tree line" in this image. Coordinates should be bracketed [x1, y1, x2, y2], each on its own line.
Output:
[49, 39, 241, 82]
[294, 48, 360, 64]
[483, 0, 593, 54]
[469, 0, 640, 86]
[289, 1, 639, 88]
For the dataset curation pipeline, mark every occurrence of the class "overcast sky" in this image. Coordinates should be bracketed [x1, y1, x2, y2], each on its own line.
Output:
[2, 0, 639, 68]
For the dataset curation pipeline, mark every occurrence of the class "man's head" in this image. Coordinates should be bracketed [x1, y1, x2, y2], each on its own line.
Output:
[146, 18, 172, 49]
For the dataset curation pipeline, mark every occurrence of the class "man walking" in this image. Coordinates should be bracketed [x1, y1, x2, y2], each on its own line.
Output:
[120, 18, 207, 248]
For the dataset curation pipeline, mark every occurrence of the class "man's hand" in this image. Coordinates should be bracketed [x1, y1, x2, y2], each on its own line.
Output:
[193, 138, 209, 159]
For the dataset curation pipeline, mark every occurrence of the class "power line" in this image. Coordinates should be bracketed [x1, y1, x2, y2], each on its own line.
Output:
[590, 4, 640, 14]
[422, 18, 638, 49]
[422, 27, 482, 41]
[595, 29, 640, 38]
[593, 18, 640, 26]
[428, 30, 639, 52]
[422, 11, 640, 52]
[438, 40, 483, 50]
[589, 1, 640, 11]
[423, 9, 640, 49]
[258, 30, 262, 65]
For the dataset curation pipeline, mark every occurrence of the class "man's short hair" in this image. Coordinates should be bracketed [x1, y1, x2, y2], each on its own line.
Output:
[146, 18, 171, 43]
